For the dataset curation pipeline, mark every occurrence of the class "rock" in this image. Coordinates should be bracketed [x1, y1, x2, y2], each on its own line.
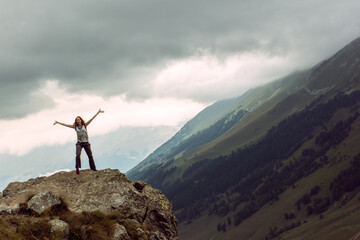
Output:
[49, 219, 69, 239]
[0, 169, 179, 239]
[2, 182, 22, 197]
[112, 223, 131, 240]
[150, 231, 167, 240]
[27, 191, 61, 215]
[0, 203, 20, 214]
[136, 227, 146, 239]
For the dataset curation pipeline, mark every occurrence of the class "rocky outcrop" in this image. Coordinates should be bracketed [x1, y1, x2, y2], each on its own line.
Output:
[0, 169, 178, 240]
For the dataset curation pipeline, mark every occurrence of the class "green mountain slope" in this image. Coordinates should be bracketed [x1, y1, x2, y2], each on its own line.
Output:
[179, 104, 360, 240]
[182, 37, 360, 164]
[128, 69, 310, 180]
[128, 36, 360, 240]
[127, 96, 247, 179]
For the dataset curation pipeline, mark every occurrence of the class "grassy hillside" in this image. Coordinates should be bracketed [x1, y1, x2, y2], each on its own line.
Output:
[179, 104, 360, 240]
[173, 37, 360, 167]
[127, 96, 243, 177]
[129, 69, 314, 186]
[143, 91, 360, 240]
[128, 69, 310, 180]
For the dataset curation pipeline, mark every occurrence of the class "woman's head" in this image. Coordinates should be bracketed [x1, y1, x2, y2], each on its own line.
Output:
[74, 116, 86, 128]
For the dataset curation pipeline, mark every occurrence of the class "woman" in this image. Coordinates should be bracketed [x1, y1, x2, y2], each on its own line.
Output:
[54, 109, 104, 174]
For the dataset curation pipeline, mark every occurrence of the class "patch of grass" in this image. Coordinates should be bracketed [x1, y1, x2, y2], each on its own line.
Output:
[17, 219, 51, 240]
[59, 210, 117, 240]
[322, 225, 360, 240]
[18, 202, 38, 216]
[0, 217, 22, 240]
[107, 211, 125, 220]
[120, 219, 149, 240]
[80, 225, 107, 240]
[45, 197, 71, 216]
[80, 211, 107, 225]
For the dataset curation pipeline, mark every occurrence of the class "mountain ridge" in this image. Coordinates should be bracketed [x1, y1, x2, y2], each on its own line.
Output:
[127, 96, 247, 179]
[127, 69, 311, 181]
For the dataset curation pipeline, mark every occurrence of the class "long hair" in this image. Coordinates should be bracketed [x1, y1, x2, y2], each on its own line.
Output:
[74, 116, 86, 129]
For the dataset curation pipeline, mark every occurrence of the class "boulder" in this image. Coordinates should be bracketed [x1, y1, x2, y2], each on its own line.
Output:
[49, 219, 69, 239]
[27, 191, 61, 215]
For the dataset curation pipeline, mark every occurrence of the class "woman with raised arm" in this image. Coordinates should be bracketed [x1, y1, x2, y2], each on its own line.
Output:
[54, 109, 104, 174]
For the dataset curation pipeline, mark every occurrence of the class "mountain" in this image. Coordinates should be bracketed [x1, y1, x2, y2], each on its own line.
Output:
[127, 96, 247, 178]
[127, 69, 309, 180]
[0, 169, 178, 240]
[128, 36, 360, 240]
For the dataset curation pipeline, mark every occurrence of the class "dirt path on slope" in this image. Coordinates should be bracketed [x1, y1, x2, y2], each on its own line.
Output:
[349, 230, 360, 240]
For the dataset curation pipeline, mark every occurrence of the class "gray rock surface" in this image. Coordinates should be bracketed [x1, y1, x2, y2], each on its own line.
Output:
[27, 191, 61, 215]
[0, 169, 178, 239]
[49, 219, 70, 239]
[112, 223, 131, 240]
[0, 203, 19, 214]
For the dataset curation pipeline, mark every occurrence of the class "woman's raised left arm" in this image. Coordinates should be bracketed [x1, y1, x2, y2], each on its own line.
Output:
[86, 109, 104, 126]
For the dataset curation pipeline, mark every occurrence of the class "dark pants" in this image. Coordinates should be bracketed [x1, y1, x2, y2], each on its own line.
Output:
[76, 142, 96, 170]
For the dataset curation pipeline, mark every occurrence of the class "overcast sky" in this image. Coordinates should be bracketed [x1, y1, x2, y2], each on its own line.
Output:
[1, 0, 360, 189]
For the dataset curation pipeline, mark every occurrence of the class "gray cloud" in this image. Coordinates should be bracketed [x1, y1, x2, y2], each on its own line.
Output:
[1, 0, 360, 118]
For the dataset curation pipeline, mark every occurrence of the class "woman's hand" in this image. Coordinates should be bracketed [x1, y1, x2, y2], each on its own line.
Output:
[53, 121, 59, 126]
[98, 109, 105, 114]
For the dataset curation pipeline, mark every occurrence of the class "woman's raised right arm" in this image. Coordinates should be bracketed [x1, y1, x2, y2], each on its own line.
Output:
[53, 121, 75, 129]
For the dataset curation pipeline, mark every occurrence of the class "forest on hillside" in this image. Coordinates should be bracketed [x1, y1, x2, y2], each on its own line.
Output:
[147, 91, 360, 225]
[129, 107, 248, 181]
[139, 108, 248, 188]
